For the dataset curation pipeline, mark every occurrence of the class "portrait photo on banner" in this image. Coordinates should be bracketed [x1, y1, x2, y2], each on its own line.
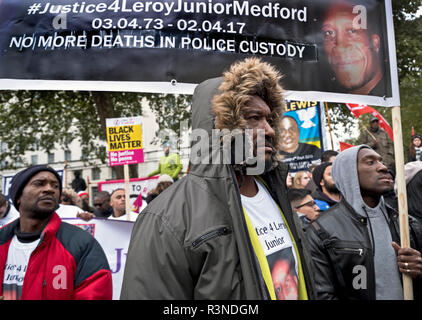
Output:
[279, 101, 323, 172]
[310, 0, 392, 98]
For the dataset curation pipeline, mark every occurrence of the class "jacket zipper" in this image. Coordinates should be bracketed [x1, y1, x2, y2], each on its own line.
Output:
[191, 227, 231, 248]
[335, 247, 364, 256]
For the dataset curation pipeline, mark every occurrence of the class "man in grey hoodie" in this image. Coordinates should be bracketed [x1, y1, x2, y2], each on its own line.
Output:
[306, 145, 422, 300]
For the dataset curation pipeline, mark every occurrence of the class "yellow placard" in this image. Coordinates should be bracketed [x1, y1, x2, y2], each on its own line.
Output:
[107, 124, 143, 152]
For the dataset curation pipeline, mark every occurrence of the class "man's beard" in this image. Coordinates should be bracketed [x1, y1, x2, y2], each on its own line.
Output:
[324, 179, 340, 195]
[230, 135, 276, 175]
[30, 201, 58, 220]
[252, 136, 276, 174]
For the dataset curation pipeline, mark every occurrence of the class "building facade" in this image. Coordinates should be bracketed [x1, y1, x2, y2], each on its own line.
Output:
[0, 103, 190, 201]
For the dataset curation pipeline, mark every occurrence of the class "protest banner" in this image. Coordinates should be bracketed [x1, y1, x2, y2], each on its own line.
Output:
[98, 175, 158, 213]
[106, 116, 144, 220]
[62, 217, 134, 300]
[0, 0, 399, 107]
[279, 100, 324, 173]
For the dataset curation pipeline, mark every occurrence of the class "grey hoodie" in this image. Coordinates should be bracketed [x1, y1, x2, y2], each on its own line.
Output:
[331, 145, 403, 300]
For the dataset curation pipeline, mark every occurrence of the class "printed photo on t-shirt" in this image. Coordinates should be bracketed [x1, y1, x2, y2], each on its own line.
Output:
[267, 247, 298, 300]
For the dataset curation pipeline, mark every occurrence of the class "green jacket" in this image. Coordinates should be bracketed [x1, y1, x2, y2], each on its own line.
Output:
[148, 153, 182, 180]
[358, 127, 394, 169]
[121, 72, 316, 300]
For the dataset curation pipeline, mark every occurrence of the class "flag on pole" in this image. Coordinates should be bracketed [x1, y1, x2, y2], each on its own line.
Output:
[346, 104, 394, 141]
[132, 192, 143, 213]
[339, 142, 355, 152]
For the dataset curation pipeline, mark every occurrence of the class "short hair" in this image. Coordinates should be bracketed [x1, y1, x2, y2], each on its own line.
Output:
[288, 188, 311, 209]
[321, 150, 338, 163]
[110, 188, 124, 197]
[95, 190, 111, 201]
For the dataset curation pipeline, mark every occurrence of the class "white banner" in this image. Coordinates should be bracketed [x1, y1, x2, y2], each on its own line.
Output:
[98, 176, 158, 212]
[62, 217, 134, 300]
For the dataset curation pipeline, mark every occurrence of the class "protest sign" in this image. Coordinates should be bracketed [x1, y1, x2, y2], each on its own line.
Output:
[106, 116, 144, 220]
[62, 217, 134, 300]
[279, 101, 324, 172]
[0, 0, 399, 106]
[106, 116, 144, 167]
[98, 176, 158, 212]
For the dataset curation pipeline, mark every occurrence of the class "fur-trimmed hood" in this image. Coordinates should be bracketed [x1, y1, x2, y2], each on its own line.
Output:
[211, 57, 285, 152]
[189, 58, 286, 176]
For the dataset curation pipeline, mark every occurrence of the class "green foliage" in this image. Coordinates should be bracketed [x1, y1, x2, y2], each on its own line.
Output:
[387, 2, 422, 151]
[326, 102, 357, 142]
[0, 89, 192, 176]
[392, 1, 422, 82]
[400, 77, 422, 148]
[144, 93, 192, 150]
[0, 91, 144, 169]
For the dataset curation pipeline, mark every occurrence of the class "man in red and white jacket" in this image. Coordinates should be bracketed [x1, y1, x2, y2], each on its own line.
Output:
[0, 165, 112, 300]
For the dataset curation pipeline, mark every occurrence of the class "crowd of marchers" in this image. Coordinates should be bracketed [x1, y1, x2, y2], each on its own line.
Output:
[1, 58, 422, 300]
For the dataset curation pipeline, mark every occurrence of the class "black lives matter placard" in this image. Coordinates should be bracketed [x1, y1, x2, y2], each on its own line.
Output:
[0, 0, 399, 107]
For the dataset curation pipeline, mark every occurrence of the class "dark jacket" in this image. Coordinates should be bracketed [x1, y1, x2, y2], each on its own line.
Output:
[307, 145, 422, 300]
[307, 198, 422, 300]
[121, 60, 316, 300]
[0, 213, 112, 300]
[312, 189, 339, 208]
[93, 205, 113, 218]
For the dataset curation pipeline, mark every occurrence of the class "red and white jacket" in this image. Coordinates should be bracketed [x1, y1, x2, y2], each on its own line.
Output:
[0, 213, 112, 300]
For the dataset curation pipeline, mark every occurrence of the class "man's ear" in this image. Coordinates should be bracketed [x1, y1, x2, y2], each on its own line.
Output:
[371, 34, 380, 53]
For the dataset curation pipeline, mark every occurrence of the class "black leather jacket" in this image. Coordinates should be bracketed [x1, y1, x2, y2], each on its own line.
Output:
[306, 198, 422, 300]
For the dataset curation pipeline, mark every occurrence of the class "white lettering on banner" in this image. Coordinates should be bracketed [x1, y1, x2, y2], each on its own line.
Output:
[9, 33, 309, 60]
[64, 218, 134, 300]
[239, 41, 306, 58]
[28, 0, 308, 22]
[180, 37, 236, 53]
[17, 0, 312, 59]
